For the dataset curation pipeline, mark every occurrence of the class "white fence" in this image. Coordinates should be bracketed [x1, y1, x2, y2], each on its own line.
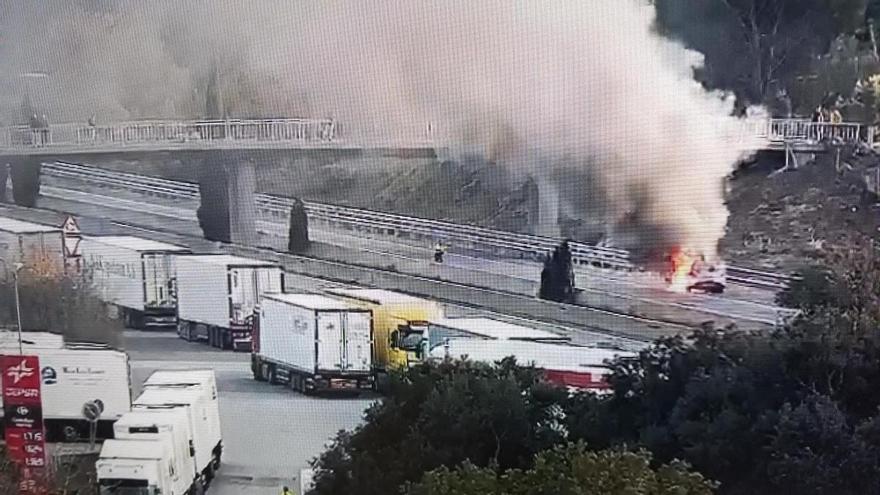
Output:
[1, 118, 871, 151]
[2, 119, 336, 148]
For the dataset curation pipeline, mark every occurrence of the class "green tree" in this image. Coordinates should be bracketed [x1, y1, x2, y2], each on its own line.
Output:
[406, 443, 716, 495]
[310, 358, 568, 495]
[196, 160, 231, 243]
[10, 159, 41, 208]
[287, 197, 310, 253]
[538, 241, 575, 303]
[653, 0, 869, 108]
[0, 269, 123, 347]
[562, 242, 880, 493]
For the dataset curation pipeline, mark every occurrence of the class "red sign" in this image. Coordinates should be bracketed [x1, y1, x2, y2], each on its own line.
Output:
[1, 356, 47, 493]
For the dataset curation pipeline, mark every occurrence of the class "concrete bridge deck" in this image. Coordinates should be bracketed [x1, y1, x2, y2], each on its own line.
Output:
[0, 117, 869, 157]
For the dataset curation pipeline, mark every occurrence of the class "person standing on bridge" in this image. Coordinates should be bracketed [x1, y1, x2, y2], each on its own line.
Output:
[830, 107, 843, 124]
[39, 114, 50, 145]
[433, 241, 447, 264]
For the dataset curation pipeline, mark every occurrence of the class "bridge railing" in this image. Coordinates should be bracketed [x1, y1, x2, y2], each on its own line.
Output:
[2, 118, 336, 148]
[0, 118, 870, 150]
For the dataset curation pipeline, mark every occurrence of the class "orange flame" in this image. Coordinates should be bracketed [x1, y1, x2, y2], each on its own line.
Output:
[666, 249, 694, 293]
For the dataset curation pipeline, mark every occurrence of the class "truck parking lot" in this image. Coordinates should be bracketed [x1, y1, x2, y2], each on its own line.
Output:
[124, 330, 375, 494]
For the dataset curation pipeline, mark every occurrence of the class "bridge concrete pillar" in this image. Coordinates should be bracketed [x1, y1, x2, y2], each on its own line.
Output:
[195, 152, 257, 245]
[225, 155, 258, 245]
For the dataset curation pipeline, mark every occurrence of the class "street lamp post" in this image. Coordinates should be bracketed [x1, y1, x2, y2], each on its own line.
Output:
[0, 258, 25, 355]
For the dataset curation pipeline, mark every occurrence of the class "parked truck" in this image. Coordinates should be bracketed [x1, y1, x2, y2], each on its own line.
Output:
[0, 333, 131, 442]
[133, 369, 223, 486]
[252, 293, 374, 393]
[176, 255, 284, 351]
[393, 317, 571, 369]
[98, 408, 201, 495]
[322, 288, 442, 380]
[0, 216, 63, 275]
[97, 434, 187, 495]
[83, 235, 192, 329]
[428, 339, 635, 392]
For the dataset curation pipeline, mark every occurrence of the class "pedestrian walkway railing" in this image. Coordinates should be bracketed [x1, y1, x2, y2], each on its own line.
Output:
[2, 118, 336, 148]
[1, 117, 871, 151]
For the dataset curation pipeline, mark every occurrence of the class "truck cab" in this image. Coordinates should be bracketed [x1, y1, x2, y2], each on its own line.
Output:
[389, 320, 431, 368]
[323, 288, 443, 375]
[96, 437, 187, 495]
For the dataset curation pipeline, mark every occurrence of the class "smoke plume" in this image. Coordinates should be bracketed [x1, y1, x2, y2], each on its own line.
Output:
[0, 0, 761, 261]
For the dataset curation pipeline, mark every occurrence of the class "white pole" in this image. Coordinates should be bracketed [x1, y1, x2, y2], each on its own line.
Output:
[13, 270, 22, 355]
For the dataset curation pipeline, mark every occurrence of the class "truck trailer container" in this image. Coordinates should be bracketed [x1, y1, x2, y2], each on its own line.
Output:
[0, 217, 63, 275]
[389, 317, 571, 368]
[107, 408, 201, 494]
[252, 293, 374, 393]
[322, 288, 442, 375]
[429, 339, 635, 392]
[134, 370, 223, 484]
[176, 254, 284, 351]
[0, 339, 131, 442]
[82, 235, 191, 329]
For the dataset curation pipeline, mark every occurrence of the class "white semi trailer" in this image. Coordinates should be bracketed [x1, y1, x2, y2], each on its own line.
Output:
[82, 235, 191, 329]
[251, 293, 374, 393]
[176, 255, 284, 351]
[429, 339, 636, 392]
[0, 334, 131, 442]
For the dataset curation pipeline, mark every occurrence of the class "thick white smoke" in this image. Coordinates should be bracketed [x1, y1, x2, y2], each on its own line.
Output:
[0, 0, 761, 261]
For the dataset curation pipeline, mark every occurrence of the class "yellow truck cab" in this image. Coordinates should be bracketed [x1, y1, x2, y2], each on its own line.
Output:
[323, 288, 444, 375]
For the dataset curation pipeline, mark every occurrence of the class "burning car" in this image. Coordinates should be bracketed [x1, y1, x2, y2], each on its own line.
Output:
[664, 249, 726, 294]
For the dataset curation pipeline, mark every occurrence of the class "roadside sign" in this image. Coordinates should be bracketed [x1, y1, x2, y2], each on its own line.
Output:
[1, 355, 47, 493]
[60, 215, 82, 274]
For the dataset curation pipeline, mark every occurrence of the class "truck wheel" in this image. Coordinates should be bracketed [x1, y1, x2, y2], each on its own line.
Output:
[62, 425, 81, 442]
[204, 463, 215, 484]
[190, 479, 205, 495]
[213, 445, 223, 470]
[290, 375, 302, 393]
[252, 359, 265, 381]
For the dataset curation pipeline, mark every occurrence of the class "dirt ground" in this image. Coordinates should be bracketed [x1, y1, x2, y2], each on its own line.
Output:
[721, 147, 880, 271]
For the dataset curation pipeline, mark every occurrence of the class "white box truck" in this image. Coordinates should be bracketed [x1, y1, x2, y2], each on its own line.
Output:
[0, 217, 63, 275]
[134, 370, 223, 485]
[176, 255, 284, 351]
[252, 293, 374, 393]
[103, 408, 202, 494]
[414, 317, 569, 358]
[83, 235, 192, 329]
[96, 436, 185, 495]
[0, 339, 131, 442]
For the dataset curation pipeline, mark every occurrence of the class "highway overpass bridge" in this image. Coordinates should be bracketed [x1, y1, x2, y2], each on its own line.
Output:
[0, 117, 870, 156]
[0, 116, 870, 245]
